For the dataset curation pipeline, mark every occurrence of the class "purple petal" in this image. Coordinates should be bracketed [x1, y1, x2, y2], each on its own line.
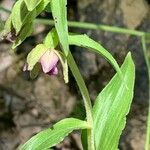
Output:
[47, 66, 58, 75]
[40, 50, 59, 73]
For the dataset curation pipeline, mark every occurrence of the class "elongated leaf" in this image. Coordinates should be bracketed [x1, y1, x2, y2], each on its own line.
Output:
[68, 34, 121, 74]
[51, 0, 69, 56]
[0, 18, 4, 32]
[5, 0, 49, 37]
[27, 44, 49, 70]
[19, 118, 90, 150]
[12, 22, 33, 49]
[93, 53, 135, 150]
[11, 0, 36, 34]
[24, 0, 43, 11]
[3, 15, 12, 34]
[10, 0, 49, 47]
[36, 0, 51, 15]
[30, 63, 41, 79]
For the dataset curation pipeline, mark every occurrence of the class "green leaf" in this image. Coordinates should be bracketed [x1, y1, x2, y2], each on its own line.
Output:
[51, 0, 69, 56]
[54, 51, 69, 83]
[30, 63, 41, 79]
[44, 28, 59, 48]
[81, 130, 88, 150]
[11, 0, 36, 34]
[27, 44, 49, 70]
[36, 0, 51, 15]
[68, 34, 121, 74]
[3, 15, 13, 34]
[3, 0, 50, 47]
[45, 2, 51, 12]
[92, 53, 135, 150]
[24, 0, 43, 11]
[0, 18, 4, 32]
[19, 118, 90, 150]
[8, 0, 48, 36]
[12, 22, 33, 49]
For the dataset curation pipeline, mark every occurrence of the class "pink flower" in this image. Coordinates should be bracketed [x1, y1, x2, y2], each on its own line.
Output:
[40, 50, 59, 75]
[23, 50, 59, 75]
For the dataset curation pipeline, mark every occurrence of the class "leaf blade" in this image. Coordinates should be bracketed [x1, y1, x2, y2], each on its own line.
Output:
[12, 22, 33, 49]
[44, 28, 59, 48]
[19, 118, 90, 150]
[51, 0, 69, 56]
[11, 0, 36, 34]
[27, 44, 49, 70]
[68, 34, 121, 74]
[93, 53, 135, 150]
[24, 0, 43, 11]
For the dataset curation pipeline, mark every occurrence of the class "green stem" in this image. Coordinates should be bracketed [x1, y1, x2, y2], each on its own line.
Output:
[0, 5, 148, 37]
[0, 6, 11, 13]
[2, 5, 150, 149]
[67, 51, 95, 150]
[34, 19, 145, 36]
[0, 6, 146, 37]
[141, 35, 150, 150]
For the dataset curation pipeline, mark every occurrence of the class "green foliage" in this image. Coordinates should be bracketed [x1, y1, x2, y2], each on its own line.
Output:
[51, 0, 69, 56]
[44, 28, 59, 48]
[81, 53, 135, 150]
[3, 15, 12, 33]
[11, 0, 36, 34]
[67, 51, 95, 149]
[2, 0, 136, 150]
[0, 18, 4, 32]
[68, 34, 121, 75]
[43, 28, 69, 83]
[32, 0, 50, 16]
[51, 0, 69, 83]
[30, 63, 41, 79]
[93, 53, 135, 150]
[3, 0, 50, 48]
[19, 118, 91, 150]
[27, 44, 49, 70]
[24, 0, 43, 11]
[11, 0, 50, 29]
[13, 22, 33, 48]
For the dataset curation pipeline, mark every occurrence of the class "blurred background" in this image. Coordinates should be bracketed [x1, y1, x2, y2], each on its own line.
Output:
[0, 0, 150, 149]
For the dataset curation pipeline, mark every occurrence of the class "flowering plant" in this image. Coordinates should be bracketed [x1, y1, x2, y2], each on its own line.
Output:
[1, 0, 136, 150]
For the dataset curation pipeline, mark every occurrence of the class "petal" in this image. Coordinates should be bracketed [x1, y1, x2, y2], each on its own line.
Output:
[48, 66, 58, 75]
[40, 50, 59, 73]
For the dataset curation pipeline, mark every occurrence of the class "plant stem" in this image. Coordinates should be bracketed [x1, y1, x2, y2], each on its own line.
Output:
[34, 19, 145, 36]
[0, 6, 146, 37]
[0, 5, 148, 37]
[0, 6, 11, 13]
[141, 35, 150, 150]
[2, 5, 150, 149]
[67, 51, 95, 150]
